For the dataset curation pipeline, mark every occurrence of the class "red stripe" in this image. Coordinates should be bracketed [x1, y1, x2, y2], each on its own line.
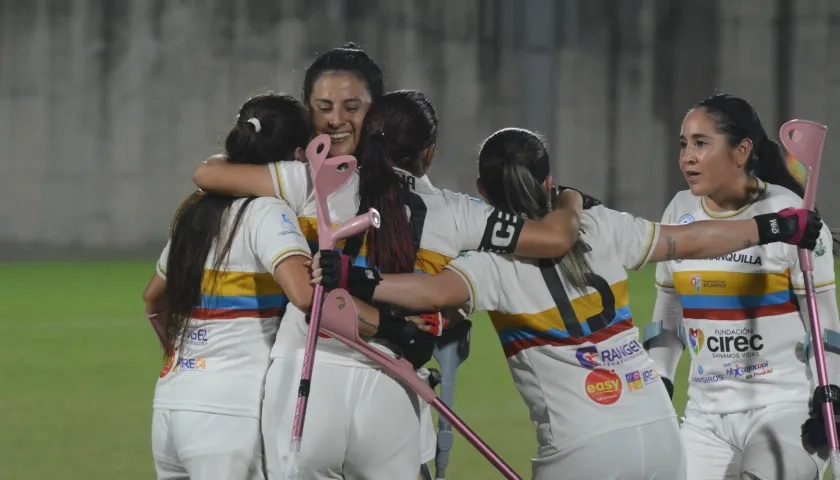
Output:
[682, 302, 798, 321]
[192, 307, 285, 320]
[502, 319, 634, 357]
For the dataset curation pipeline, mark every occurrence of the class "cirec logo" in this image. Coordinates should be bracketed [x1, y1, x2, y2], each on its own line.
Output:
[584, 369, 622, 405]
[688, 328, 705, 355]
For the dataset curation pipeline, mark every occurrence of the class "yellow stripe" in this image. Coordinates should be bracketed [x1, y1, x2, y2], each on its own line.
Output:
[793, 280, 836, 290]
[673, 270, 790, 296]
[298, 216, 452, 273]
[631, 223, 656, 270]
[273, 162, 286, 201]
[202, 270, 285, 296]
[268, 247, 311, 267]
[490, 279, 630, 333]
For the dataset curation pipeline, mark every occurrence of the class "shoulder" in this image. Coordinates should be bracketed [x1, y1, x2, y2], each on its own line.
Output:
[662, 189, 701, 224]
[759, 182, 803, 210]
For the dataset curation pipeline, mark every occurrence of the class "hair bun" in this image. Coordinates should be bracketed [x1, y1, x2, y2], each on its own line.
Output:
[342, 41, 361, 50]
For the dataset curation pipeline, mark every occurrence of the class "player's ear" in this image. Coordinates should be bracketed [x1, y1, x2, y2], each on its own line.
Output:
[544, 174, 553, 191]
[294, 147, 305, 162]
[476, 177, 489, 202]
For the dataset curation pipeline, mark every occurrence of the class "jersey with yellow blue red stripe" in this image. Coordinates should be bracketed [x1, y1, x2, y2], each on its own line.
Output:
[656, 181, 836, 413]
[445, 205, 676, 452]
[267, 161, 504, 367]
[153, 197, 311, 418]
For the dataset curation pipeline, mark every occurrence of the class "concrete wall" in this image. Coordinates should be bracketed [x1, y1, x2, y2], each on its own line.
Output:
[1, 0, 838, 257]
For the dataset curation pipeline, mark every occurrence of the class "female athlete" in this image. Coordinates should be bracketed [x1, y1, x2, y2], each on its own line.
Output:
[645, 93, 840, 480]
[192, 89, 585, 479]
[309, 127, 823, 480]
[141, 93, 382, 480]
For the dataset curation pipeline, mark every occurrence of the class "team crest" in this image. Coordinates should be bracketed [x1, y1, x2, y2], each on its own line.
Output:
[689, 275, 702, 293]
[815, 238, 826, 257]
[677, 214, 695, 225]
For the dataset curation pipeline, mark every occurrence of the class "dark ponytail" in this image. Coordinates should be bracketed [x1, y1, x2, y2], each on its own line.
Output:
[163, 93, 309, 356]
[478, 128, 593, 291]
[696, 94, 804, 198]
[355, 90, 438, 274]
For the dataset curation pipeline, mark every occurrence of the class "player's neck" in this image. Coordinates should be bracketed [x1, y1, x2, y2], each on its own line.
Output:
[705, 176, 760, 213]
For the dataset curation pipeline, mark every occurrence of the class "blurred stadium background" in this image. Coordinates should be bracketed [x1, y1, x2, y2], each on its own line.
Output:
[1, 1, 839, 478]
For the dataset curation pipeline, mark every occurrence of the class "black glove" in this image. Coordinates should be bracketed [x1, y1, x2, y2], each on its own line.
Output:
[376, 313, 435, 369]
[553, 185, 602, 210]
[317, 249, 381, 303]
[802, 384, 840, 448]
[661, 377, 675, 399]
[755, 208, 822, 249]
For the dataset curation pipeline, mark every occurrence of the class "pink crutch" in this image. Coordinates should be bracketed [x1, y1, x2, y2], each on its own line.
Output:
[284, 135, 381, 479]
[317, 288, 522, 480]
[779, 119, 840, 477]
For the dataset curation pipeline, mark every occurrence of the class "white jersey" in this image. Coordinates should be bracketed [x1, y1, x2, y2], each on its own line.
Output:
[445, 205, 676, 453]
[153, 197, 311, 418]
[267, 161, 511, 367]
[656, 181, 836, 414]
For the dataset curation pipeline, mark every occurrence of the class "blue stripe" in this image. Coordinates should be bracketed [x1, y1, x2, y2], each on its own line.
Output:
[613, 306, 632, 323]
[497, 306, 633, 344]
[200, 294, 290, 310]
[352, 254, 426, 274]
[679, 291, 793, 310]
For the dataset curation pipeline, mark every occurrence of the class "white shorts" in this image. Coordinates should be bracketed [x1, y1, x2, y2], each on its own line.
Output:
[681, 402, 824, 480]
[261, 353, 426, 480]
[531, 418, 686, 480]
[151, 409, 265, 480]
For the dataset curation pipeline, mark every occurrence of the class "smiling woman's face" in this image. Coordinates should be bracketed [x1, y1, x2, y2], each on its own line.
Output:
[308, 71, 372, 157]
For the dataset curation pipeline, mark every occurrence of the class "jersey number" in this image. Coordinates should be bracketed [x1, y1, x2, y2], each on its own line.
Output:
[538, 259, 616, 338]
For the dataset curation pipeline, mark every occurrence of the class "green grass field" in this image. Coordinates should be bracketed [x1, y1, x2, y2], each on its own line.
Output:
[0, 260, 828, 479]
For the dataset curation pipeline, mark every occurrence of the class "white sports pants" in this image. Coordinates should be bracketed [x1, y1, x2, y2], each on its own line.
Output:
[531, 418, 686, 480]
[681, 402, 824, 480]
[261, 353, 428, 480]
[152, 409, 265, 480]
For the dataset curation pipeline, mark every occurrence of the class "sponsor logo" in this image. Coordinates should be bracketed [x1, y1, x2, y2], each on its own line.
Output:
[689, 328, 763, 359]
[691, 373, 725, 384]
[724, 361, 773, 379]
[574, 339, 644, 369]
[677, 214, 695, 225]
[185, 328, 209, 347]
[174, 357, 207, 372]
[625, 371, 644, 392]
[279, 214, 302, 236]
[642, 368, 661, 385]
[815, 238, 827, 257]
[697, 364, 704, 375]
[585, 369, 622, 405]
[688, 328, 705, 355]
[677, 252, 762, 266]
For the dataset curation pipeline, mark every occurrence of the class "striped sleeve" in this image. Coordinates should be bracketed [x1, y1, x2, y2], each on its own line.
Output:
[247, 197, 312, 273]
[444, 251, 502, 315]
[156, 240, 170, 280]
[590, 206, 659, 271]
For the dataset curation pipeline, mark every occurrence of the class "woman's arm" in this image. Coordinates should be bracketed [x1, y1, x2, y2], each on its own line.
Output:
[511, 189, 584, 259]
[372, 270, 471, 313]
[650, 209, 821, 263]
[142, 273, 167, 314]
[192, 155, 276, 197]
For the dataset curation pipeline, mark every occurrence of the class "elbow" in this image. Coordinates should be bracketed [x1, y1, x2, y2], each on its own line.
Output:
[192, 164, 210, 189]
[287, 289, 314, 313]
